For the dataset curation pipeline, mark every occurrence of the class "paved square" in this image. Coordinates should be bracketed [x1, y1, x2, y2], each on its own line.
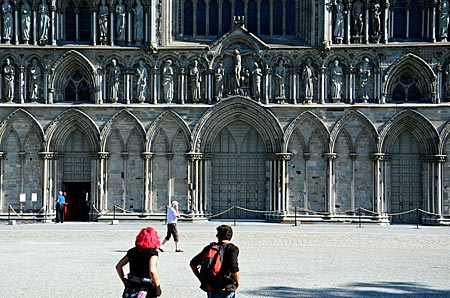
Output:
[1, 221, 450, 298]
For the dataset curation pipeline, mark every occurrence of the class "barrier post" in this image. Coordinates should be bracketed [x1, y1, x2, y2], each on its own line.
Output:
[415, 208, 419, 229]
[233, 206, 236, 226]
[358, 207, 362, 228]
[8, 205, 11, 222]
[111, 205, 119, 225]
[294, 206, 297, 226]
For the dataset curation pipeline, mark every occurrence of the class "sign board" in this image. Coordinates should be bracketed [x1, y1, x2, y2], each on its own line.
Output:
[31, 193, 38, 202]
[19, 193, 26, 203]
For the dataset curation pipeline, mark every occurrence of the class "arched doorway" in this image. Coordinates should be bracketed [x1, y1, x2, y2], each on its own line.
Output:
[389, 131, 422, 224]
[62, 129, 92, 221]
[211, 121, 266, 219]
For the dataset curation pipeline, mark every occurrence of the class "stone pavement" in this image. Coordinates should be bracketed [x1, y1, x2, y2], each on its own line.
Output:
[1, 221, 450, 298]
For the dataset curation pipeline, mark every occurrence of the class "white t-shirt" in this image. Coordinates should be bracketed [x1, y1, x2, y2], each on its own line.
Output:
[167, 206, 178, 224]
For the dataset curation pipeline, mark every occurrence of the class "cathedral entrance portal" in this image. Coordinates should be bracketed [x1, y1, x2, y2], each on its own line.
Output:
[390, 131, 423, 224]
[211, 121, 266, 219]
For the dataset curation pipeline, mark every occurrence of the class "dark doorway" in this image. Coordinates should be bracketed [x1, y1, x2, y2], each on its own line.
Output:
[63, 182, 91, 221]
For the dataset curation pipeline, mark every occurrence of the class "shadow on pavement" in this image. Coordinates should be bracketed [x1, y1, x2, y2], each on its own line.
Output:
[245, 282, 450, 297]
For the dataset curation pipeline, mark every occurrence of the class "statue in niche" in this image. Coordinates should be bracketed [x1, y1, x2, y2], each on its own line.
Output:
[190, 60, 201, 103]
[39, 0, 50, 44]
[133, 0, 144, 41]
[162, 59, 174, 103]
[21, 0, 32, 43]
[440, 0, 450, 41]
[302, 58, 317, 104]
[116, 0, 126, 41]
[2, 0, 13, 42]
[99, 0, 108, 44]
[252, 62, 262, 101]
[215, 62, 224, 101]
[330, 59, 344, 102]
[3, 58, 15, 102]
[136, 59, 147, 103]
[29, 59, 42, 101]
[273, 58, 287, 102]
[358, 58, 371, 102]
[371, 3, 381, 37]
[352, 0, 364, 41]
[333, 0, 345, 44]
[109, 59, 121, 103]
[233, 49, 242, 91]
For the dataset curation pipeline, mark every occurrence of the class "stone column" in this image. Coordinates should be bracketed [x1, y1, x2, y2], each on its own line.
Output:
[319, 66, 326, 104]
[109, 3, 115, 46]
[32, 4, 38, 45]
[382, 0, 390, 43]
[92, 6, 98, 46]
[127, 5, 132, 45]
[93, 152, 109, 213]
[19, 66, 25, 104]
[323, 153, 336, 214]
[121, 152, 129, 210]
[268, 153, 291, 215]
[269, 0, 273, 36]
[206, 68, 213, 104]
[263, 65, 270, 104]
[348, 66, 354, 104]
[141, 152, 153, 213]
[14, 4, 19, 45]
[0, 152, 5, 212]
[167, 153, 174, 203]
[38, 152, 61, 216]
[180, 67, 186, 104]
[151, 65, 158, 104]
[437, 64, 443, 103]
[345, 1, 352, 44]
[302, 153, 310, 211]
[51, 4, 56, 45]
[186, 153, 204, 215]
[370, 153, 389, 215]
[432, 0, 437, 42]
[192, 0, 197, 37]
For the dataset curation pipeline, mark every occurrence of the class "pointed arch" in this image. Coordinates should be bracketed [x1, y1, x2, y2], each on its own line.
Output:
[330, 110, 379, 153]
[51, 50, 97, 102]
[100, 109, 146, 152]
[192, 97, 283, 153]
[380, 110, 439, 155]
[46, 109, 100, 152]
[383, 53, 437, 103]
[284, 111, 329, 153]
[0, 109, 44, 150]
[146, 110, 191, 152]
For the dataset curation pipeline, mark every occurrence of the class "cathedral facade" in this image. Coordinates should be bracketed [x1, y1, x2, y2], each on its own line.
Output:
[1, 0, 450, 224]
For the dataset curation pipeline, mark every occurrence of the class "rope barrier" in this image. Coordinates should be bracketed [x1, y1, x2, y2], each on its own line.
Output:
[7, 205, 46, 220]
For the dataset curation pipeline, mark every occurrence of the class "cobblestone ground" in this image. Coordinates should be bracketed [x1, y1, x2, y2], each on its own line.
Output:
[1, 221, 450, 298]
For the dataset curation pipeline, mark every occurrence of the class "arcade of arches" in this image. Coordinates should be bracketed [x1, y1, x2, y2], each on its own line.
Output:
[2, 0, 450, 225]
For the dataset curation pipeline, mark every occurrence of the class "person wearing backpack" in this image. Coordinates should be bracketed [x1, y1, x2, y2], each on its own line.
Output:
[190, 225, 240, 298]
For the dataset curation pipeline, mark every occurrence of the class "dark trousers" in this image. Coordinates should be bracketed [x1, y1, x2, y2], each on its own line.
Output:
[56, 203, 65, 223]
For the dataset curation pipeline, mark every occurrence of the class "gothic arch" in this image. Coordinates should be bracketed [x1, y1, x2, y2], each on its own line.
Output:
[45, 109, 100, 152]
[383, 53, 437, 103]
[284, 111, 329, 153]
[192, 97, 283, 153]
[51, 50, 97, 102]
[146, 110, 191, 152]
[100, 109, 146, 152]
[380, 109, 439, 155]
[330, 110, 379, 153]
[0, 109, 44, 151]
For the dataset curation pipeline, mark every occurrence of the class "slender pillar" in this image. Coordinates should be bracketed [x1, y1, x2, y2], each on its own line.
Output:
[141, 152, 153, 213]
[382, 0, 389, 43]
[92, 6, 98, 46]
[432, 1, 437, 42]
[121, 152, 129, 210]
[167, 153, 174, 203]
[0, 152, 5, 212]
[323, 153, 336, 214]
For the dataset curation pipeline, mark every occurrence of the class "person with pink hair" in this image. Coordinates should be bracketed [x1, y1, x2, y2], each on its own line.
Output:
[116, 227, 162, 298]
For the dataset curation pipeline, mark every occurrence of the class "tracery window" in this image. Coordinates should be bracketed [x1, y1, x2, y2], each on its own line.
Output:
[391, 72, 422, 102]
[63, 69, 91, 102]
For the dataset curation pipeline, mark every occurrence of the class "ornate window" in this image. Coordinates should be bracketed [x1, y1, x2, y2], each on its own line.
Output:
[63, 69, 91, 102]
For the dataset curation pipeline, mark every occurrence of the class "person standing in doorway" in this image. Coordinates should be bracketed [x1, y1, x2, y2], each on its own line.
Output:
[55, 191, 65, 223]
[159, 201, 183, 252]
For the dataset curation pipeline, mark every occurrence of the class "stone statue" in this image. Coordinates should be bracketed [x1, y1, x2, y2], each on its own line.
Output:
[440, 0, 450, 41]
[21, 0, 32, 43]
[136, 59, 147, 103]
[2, 0, 13, 42]
[29, 59, 42, 101]
[215, 62, 224, 101]
[109, 59, 121, 103]
[302, 58, 317, 104]
[330, 59, 344, 101]
[3, 58, 15, 102]
[190, 60, 201, 103]
[359, 58, 371, 102]
[333, 0, 345, 43]
[233, 49, 242, 90]
[274, 59, 287, 100]
[39, 0, 50, 44]
[99, 0, 108, 44]
[372, 3, 381, 37]
[162, 59, 174, 103]
[353, 0, 364, 38]
[133, 0, 144, 41]
[116, 0, 126, 41]
[251, 62, 262, 101]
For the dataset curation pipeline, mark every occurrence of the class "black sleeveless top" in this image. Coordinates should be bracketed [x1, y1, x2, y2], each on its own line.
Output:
[127, 247, 158, 278]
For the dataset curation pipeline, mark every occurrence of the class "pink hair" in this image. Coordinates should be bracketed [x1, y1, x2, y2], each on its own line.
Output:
[135, 227, 161, 249]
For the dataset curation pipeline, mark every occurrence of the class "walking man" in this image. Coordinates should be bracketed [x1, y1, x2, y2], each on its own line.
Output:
[159, 201, 183, 252]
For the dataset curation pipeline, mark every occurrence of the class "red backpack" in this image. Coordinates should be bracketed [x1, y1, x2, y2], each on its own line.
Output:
[199, 242, 227, 291]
